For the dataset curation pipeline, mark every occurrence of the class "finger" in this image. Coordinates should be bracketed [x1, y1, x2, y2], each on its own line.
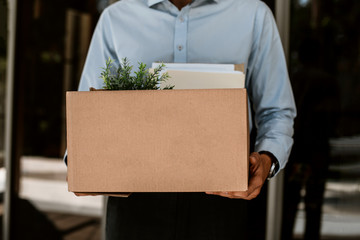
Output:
[246, 176, 263, 197]
[245, 172, 265, 198]
[249, 152, 261, 171]
[207, 191, 252, 200]
[206, 191, 237, 199]
[218, 192, 232, 198]
[226, 186, 261, 200]
[227, 192, 253, 200]
[206, 191, 229, 196]
[243, 188, 261, 200]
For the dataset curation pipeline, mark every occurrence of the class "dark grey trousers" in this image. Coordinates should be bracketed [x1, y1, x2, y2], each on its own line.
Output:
[106, 192, 248, 240]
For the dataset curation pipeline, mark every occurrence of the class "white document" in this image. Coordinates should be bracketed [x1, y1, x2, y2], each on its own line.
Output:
[152, 62, 236, 72]
[151, 63, 245, 89]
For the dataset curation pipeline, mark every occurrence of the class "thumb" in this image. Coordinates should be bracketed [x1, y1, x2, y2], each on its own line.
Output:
[249, 152, 261, 167]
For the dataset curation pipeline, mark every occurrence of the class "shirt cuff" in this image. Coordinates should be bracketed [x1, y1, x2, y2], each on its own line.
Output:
[255, 139, 290, 175]
[63, 150, 68, 166]
[259, 150, 280, 177]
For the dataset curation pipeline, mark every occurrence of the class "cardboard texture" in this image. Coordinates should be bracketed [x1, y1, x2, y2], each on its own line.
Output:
[67, 89, 249, 193]
[234, 63, 245, 73]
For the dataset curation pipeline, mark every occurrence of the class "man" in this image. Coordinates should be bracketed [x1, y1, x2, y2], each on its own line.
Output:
[74, 0, 296, 239]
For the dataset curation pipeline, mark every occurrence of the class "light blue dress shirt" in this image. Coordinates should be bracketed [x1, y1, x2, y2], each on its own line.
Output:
[76, 0, 296, 172]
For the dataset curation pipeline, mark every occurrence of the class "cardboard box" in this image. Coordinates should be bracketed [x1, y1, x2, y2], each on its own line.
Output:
[66, 88, 249, 193]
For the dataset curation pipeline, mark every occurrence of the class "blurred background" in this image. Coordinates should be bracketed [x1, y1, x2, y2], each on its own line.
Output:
[0, 0, 359, 239]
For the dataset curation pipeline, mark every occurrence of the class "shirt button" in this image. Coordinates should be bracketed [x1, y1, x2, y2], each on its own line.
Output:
[177, 45, 183, 51]
[179, 16, 184, 23]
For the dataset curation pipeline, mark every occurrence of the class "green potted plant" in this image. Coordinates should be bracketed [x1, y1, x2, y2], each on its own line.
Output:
[99, 58, 174, 90]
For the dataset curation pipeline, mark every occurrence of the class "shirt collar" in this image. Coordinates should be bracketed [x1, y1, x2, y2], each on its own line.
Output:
[145, 0, 218, 7]
[146, 0, 164, 7]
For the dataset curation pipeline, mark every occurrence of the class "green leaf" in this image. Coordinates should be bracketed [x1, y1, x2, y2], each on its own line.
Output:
[100, 58, 173, 91]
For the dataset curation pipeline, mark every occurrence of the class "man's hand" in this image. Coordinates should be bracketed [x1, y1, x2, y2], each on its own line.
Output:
[206, 152, 272, 200]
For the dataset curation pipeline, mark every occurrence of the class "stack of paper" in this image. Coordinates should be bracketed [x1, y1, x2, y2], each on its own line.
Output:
[151, 63, 245, 89]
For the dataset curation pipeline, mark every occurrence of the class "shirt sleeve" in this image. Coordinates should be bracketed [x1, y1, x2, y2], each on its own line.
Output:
[247, 2, 296, 172]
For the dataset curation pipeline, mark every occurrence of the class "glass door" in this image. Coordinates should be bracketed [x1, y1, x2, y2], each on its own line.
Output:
[8, 0, 105, 239]
[0, 0, 7, 227]
[282, 0, 360, 239]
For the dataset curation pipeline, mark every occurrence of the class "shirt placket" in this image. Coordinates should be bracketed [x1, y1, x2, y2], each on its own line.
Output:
[173, 6, 190, 63]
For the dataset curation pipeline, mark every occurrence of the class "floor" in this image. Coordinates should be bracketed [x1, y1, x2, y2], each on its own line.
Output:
[293, 135, 360, 239]
[294, 180, 360, 238]
[0, 157, 104, 240]
[20, 156, 104, 240]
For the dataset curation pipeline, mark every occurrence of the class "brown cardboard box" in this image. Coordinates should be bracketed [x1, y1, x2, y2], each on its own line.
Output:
[66, 88, 249, 193]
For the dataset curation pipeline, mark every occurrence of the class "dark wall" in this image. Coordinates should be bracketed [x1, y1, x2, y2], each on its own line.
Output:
[14, 0, 99, 158]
